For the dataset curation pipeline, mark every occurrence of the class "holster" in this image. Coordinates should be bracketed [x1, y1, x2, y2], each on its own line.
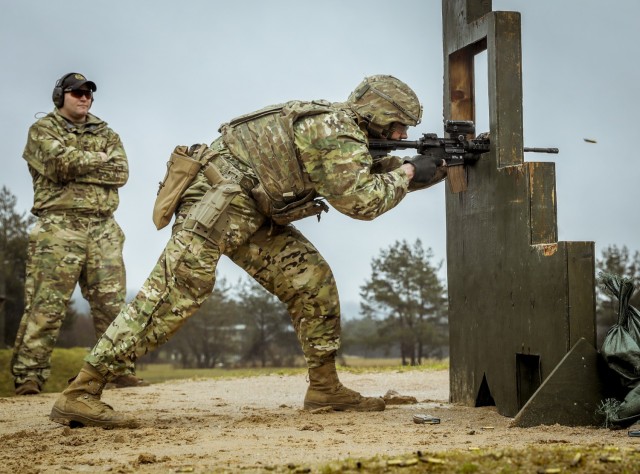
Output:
[181, 163, 242, 244]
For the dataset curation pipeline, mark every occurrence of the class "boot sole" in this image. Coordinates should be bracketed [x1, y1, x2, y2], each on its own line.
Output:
[15, 389, 41, 396]
[304, 401, 385, 412]
[50, 406, 138, 429]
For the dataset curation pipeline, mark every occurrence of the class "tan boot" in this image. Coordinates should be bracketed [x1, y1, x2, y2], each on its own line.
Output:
[15, 379, 41, 396]
[304, 359, 385, 412]
[50, 363, 137, 428]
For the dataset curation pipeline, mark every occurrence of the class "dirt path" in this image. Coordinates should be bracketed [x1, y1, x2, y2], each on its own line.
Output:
[0, 369, 635, 473]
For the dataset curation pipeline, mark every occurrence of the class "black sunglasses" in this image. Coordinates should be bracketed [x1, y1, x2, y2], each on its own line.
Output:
[68, 90, 93, 99]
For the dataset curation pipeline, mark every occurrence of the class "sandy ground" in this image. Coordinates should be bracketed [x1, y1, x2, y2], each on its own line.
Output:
[0, 369, 636, 473]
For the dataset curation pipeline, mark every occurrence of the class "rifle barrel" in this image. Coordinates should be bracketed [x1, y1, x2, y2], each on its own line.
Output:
[524, 147, 559, 154]
[369, 140, 420, 149]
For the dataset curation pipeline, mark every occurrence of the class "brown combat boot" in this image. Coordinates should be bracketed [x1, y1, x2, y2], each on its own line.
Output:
[304, 359, 385, 412]
[50, 363, 137, 428]
[15, 379, 41, 396]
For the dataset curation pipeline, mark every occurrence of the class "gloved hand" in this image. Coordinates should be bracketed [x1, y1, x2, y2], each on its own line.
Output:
[403, 152, 443, 184]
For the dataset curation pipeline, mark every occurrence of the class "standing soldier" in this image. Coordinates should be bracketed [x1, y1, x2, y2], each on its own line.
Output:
[50, 75, 445, 426]
[12, 72, 146, 395]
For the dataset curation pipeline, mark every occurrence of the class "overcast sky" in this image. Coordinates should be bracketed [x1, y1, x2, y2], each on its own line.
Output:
[1, 0, 638, 317]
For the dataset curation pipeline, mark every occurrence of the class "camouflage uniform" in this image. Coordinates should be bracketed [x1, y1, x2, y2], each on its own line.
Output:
[86, 103, 412, 375]
[11, 109, 129, 387]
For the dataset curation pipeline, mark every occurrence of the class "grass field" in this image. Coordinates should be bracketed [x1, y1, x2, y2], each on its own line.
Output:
[0, 348, 447, 397]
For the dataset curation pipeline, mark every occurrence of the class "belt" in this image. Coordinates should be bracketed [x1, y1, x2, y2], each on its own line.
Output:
[40, 210, 113, 219]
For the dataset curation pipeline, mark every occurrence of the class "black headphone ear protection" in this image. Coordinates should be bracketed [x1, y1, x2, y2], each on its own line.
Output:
[52, 72, 76, 108]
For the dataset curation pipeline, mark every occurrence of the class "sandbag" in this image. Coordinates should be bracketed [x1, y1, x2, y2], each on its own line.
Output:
[600, 273, 640, 388]
[598, 273, 640, 428]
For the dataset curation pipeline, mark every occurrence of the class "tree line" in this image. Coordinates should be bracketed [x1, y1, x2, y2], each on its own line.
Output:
[1, 185, 638, 366]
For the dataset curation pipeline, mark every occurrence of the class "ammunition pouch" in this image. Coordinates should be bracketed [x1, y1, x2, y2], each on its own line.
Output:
[251, 184, 328, 226]
[182, 170, 242, 246]
[152, 144, 214, 230]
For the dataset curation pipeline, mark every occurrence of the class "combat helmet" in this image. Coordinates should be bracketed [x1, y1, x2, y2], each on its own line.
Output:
[347, 75, 422, 137]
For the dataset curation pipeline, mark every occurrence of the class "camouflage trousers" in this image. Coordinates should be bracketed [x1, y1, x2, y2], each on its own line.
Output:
[87, 188, 341, 377]
[12, 213, 126, 386]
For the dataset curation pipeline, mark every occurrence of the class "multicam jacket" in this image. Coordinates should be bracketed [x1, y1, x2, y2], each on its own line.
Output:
[22, 110, 128, 216]
[294, 106, 411, 221]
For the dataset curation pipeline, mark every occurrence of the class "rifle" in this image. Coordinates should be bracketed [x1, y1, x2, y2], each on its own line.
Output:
[369, 120, 558, 193]
[368, 120, 558, 166]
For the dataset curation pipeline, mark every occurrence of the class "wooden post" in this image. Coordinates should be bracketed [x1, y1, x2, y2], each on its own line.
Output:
[442, 0, 599, 422]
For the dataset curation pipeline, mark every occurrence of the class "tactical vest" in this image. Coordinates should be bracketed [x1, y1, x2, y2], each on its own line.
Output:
[219, 100, 334, 224]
